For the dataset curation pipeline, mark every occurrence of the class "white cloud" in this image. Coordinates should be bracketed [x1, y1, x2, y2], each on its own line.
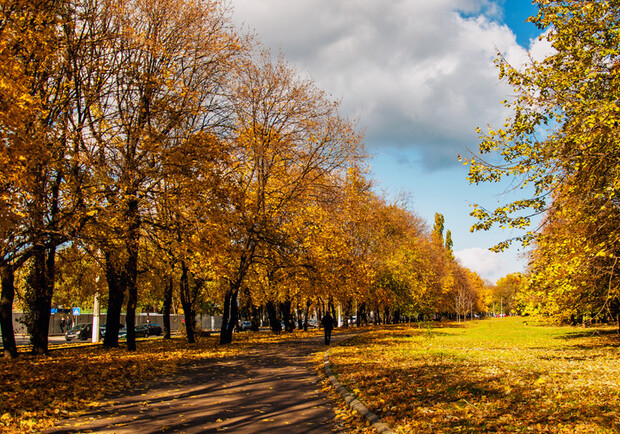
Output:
[528, 29, 555, 62]
[230, 0, 536, 169]
[454, 247, 517, 283]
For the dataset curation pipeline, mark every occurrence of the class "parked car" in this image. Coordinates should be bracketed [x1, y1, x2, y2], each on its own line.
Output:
[100, 324, 127, 339]
[146, 323, 163, 336]
[65, 324, 92, 341]
[239, 320, 252, 331]
[135, 324, 150, 338]
[100, 323, 160, 339]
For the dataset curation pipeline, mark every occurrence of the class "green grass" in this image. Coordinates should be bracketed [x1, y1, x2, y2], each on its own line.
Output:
[329, 317, 620, 433]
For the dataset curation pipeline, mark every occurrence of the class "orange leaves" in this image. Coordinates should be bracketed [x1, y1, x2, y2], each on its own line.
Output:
[0, 337, 236, 432]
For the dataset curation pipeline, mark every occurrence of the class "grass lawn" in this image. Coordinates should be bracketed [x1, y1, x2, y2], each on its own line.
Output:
[328, 317, 620, 433]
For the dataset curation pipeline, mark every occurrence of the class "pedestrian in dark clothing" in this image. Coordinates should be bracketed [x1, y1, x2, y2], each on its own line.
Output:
[60, 316, 66, 333]
[321, 312, 335, 345]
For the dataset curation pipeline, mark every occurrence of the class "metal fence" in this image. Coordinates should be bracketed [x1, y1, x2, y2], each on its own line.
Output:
[7, 312, 222, 335]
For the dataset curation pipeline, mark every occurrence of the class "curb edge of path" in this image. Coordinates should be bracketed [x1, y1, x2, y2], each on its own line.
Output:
[323, 341, 395, 434]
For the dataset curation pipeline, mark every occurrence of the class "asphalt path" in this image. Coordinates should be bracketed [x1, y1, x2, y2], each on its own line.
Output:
[44, 333, 356, 433]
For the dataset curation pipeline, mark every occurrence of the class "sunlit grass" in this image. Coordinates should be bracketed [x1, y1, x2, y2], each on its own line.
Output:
[329, 317, 620, 433]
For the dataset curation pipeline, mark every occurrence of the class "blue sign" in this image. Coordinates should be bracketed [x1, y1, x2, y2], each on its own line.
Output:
[50, 308, 58, 314]
[72, 307, 81, 316]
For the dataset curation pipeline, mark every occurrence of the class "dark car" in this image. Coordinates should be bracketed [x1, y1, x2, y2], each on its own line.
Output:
[65, 324, 91, 341]
[135, 324, 150, 338]
[100, 324, 127, 339]
[146, 323, 163, 336]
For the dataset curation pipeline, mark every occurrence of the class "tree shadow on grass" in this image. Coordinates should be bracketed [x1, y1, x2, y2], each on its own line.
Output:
[342, 360, 619, 433]
[553, 328, 620, 353]
[557, 327, 619, 340]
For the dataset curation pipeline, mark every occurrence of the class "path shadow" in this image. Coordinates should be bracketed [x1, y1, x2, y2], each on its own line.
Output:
[45, 334, 355, 433]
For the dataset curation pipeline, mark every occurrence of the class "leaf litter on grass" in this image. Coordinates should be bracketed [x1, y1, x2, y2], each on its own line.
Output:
[0, 328, 325, 433]
[327, 317, 620, 433]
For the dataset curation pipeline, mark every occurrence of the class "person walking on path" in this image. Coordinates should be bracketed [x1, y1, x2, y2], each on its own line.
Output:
[321, 312, 335, 345]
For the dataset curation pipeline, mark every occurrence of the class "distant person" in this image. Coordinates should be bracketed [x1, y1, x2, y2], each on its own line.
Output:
[60, 316, 66, 333]
[274, 317, 282, 335]
[321, 312, 335, 345]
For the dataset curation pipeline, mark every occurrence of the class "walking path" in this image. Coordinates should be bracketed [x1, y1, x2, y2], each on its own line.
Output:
[46, 333, 357, 433]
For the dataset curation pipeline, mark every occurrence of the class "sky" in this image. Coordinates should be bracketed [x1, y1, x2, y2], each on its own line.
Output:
[229, 0, 552, 283]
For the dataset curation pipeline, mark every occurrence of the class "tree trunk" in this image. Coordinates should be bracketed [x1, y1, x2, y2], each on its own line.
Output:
[250, 306, 260, 331]
[26, 164, 64, 355]
[280, 300, 294, 332]
[219, 286, 239, 344]
[126, 282, 137, 352]
[163, 277, 173, 339]
[357, 302, 367, 327]
[296, 303, 303, 330]
[124, 198, 140, 351]
[220, 291, 231, 344]
[266, 300, 281, 334]
[0, 263, 18, 358]
[303, 300, 310, 331]
[179, 261, 196, 344]
[394, 309, 401, 324]
[103, 250, 124, 348]
[26, 244, 56, 355]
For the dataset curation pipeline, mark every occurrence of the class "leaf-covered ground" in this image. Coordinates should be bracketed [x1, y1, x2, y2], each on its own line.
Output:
[0, 330, 324, 433]
[5, 320, 619, 433]
[327, 317, 620, 433]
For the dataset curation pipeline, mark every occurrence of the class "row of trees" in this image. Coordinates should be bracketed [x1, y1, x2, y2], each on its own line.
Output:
[467, 0, 620, 327]
[1, 0, 491, 358]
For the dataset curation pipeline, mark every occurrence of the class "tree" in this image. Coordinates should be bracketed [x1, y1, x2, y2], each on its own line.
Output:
[519, 191, 619, 323]
[0, 0, 80, 355]
[77, 0, 242, 349]
[466, 1, 620, 324]
[52, 244, 106, 310]
[217, 53, 363, 344]
[493, 272, 525, 316]
[432, 213, 445, 244]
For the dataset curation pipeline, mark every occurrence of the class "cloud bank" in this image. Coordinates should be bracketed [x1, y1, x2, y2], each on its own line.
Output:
[455, 247, 520, 283]
[230, 0, 545, 169]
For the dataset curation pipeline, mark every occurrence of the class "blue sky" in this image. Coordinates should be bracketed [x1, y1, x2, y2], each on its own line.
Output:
[230, 0, 552, 283]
